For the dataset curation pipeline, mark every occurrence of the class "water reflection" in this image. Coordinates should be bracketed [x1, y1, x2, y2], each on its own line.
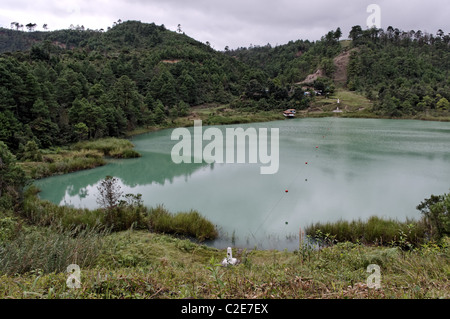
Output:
[36, 151, 211, 207]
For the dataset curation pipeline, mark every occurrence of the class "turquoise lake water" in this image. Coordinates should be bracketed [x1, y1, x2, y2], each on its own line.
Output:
[35, 118, 450, 250]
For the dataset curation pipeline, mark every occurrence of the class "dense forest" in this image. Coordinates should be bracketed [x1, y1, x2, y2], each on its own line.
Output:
[346, 26, 450, 116]
[0, 21, 249, 152]
[227, 26, 450, 117]
[0, 20, 316, 155]
[0, 20, 449, 156]
[225, 27, 343, 83]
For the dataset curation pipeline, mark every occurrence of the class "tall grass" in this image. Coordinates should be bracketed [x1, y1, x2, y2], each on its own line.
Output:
[23, 187, 105, 229]
[305, 216, 429, 248]
[22, 187, 218, 242]
[147, 205, 218, 241]
[0, 229, 448, 298]
[73, 138, 141, 158]
[0, 224, 108, 275]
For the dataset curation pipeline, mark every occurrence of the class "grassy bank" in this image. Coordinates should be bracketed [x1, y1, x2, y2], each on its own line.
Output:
[309, 89, 374, 113]
[18, 138, 141, 179]
[20, 186, 218, 242]
[0, 230, 448, 299]
[307, 89, 450, 122]
[1, 188, 448, 299]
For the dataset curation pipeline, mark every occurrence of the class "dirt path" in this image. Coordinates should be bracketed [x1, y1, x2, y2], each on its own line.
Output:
[332, 49, 353, 86]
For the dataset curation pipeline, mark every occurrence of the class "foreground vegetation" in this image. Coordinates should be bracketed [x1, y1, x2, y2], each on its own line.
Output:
[0, 229, 448, 299]
[1, 138, 449, 299]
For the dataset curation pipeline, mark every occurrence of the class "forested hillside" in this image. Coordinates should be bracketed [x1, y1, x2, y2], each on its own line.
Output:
[0, 20, 277, 153]
[225, 27, 343, 84]
[346, 26, 450, 116]
[0, 21, 449, 156]
[228, 26, 450, 117]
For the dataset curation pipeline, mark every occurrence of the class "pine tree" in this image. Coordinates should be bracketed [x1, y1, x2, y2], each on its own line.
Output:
[154, 100, 166, 124]
[0, 141, 27, 205]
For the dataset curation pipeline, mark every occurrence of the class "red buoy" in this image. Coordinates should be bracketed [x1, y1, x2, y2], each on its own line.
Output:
[285, 189, 288, 193]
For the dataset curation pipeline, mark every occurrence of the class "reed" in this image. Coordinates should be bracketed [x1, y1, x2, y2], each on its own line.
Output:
[22, 188, 217, 242]
[305, 216, 429, 248]
[0, 224, 108, 275]
[146, 205, 218, 241]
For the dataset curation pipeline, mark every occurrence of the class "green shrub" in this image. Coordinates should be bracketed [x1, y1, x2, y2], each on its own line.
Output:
[417, 193, 450, 241]
[20, 140, 43, 162]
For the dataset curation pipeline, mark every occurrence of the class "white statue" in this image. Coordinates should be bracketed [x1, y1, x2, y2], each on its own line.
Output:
[222, 247, 238, 266]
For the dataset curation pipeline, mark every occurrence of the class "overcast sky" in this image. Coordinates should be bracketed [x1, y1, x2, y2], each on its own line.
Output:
[1, 0, 449, 50]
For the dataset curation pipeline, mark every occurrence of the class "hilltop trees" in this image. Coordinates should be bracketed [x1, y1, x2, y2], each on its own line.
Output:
[10, 22, 23, 31]
[25, 23, 37, 32]
[349, 25, 363, 43]
[334, 27, 342, 41]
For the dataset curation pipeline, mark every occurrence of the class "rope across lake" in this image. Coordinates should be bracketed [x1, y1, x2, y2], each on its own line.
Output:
[251, 117, 336, 240]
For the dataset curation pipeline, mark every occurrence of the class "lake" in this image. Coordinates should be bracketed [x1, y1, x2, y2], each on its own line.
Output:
[35, 118, 450, 250]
